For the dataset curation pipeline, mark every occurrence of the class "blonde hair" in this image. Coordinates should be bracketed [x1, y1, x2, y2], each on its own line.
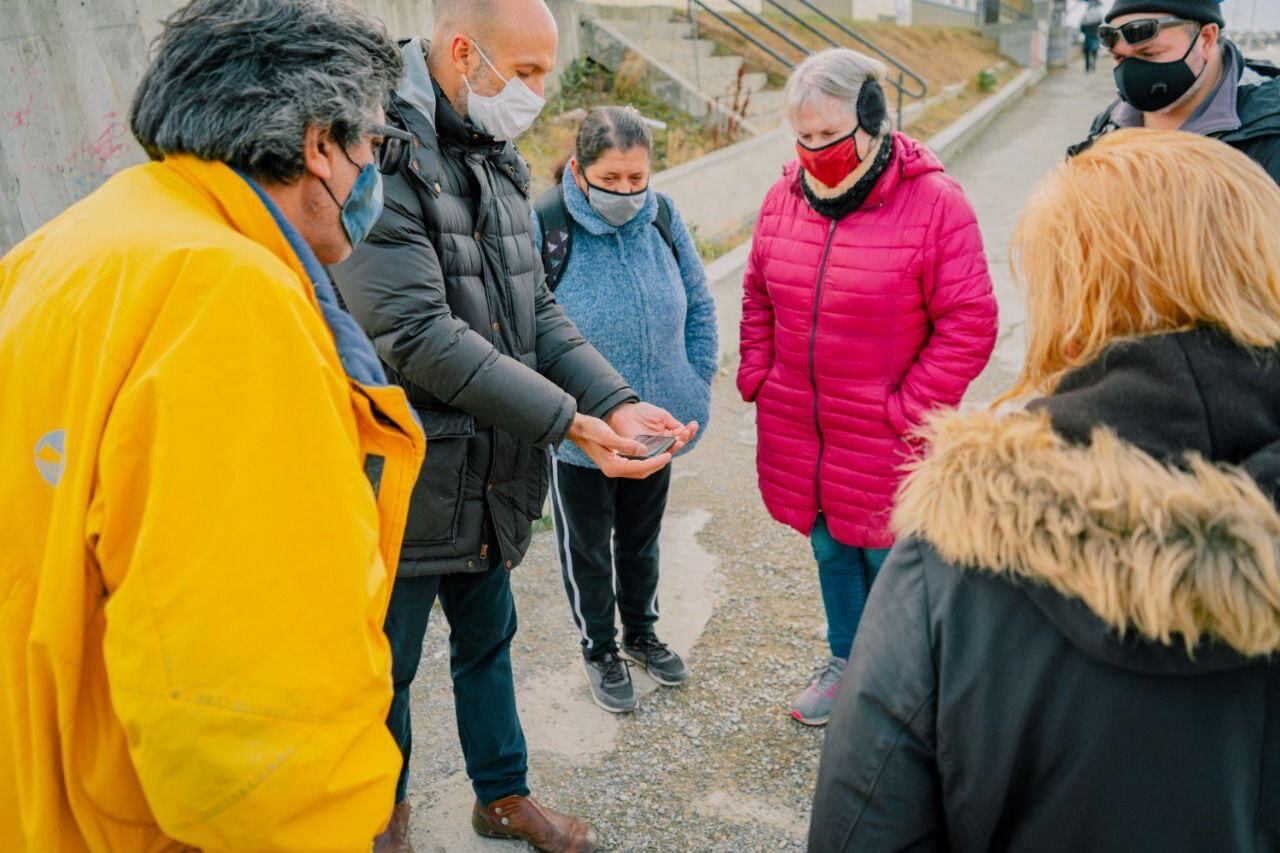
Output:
[1005, 129, 1280, 401]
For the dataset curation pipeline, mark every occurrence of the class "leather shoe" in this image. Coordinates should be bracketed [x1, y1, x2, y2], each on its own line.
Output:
[471, 794, 597, 852]
[373, 799, 414, 853]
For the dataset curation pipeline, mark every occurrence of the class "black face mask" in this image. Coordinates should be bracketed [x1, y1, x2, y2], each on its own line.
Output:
[1114, 27, 1206, 113]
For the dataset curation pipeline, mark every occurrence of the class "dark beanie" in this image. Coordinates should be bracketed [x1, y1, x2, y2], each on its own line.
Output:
[1105, 0, 1224, 26]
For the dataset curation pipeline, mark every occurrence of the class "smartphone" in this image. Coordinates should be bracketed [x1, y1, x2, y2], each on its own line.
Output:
[619, 434, 677, 461]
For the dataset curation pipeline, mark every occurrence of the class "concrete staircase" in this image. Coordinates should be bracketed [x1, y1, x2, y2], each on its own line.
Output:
[588, 5, 790, 130]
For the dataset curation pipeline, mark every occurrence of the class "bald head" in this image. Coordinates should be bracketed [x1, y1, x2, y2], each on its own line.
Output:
[429, 0, 558, 116]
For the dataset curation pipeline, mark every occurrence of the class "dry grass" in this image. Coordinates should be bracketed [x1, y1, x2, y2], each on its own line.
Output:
[518, 56, 746, 197]
[690, 219, 757, 262]
[680, 14, 1008, 104]
[908, 63, 1016, 140]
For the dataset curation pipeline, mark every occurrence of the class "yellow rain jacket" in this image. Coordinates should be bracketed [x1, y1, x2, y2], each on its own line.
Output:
[0, 155, 425, 851]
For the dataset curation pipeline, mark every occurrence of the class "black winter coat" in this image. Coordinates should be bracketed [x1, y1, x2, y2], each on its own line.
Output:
[1068, 48, 1280, 184]
[332, 42, 635, 576]
[809, 328, 1280, 853]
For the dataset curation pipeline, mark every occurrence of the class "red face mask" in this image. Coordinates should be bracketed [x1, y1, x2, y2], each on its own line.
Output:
[796, 131, 862, 189]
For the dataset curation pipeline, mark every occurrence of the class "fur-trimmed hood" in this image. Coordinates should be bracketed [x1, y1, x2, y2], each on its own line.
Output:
[894, 329, 1280, 669]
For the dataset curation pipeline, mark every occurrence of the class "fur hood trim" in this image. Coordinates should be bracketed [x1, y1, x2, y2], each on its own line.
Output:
[893, 410, 1280, 657]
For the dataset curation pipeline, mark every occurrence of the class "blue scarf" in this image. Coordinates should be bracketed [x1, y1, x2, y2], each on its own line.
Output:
[235, 172, 390, 388]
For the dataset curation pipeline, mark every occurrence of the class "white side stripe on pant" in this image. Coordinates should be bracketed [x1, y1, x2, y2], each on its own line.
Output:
[549, 455, 593, 650]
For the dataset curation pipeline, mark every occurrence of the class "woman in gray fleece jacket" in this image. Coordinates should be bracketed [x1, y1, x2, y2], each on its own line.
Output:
[531, 107, 718, 714]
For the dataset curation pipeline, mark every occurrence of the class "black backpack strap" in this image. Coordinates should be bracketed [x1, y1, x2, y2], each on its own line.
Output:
[1245, 58, 1280, 79]
[653, 194, 680, 267]
[1067, 99, 1121, 159]
[533, 184, 573, 292]
[536, 188, 681, 290]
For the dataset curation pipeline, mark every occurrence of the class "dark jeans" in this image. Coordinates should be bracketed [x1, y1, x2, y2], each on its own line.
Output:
[810, 515, 891, 660]
[383, 564, 529, 806]
[548, 455, 672, 658]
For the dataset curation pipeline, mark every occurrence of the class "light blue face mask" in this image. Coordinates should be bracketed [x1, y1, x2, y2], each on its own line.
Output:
[323, 150, 384, 248]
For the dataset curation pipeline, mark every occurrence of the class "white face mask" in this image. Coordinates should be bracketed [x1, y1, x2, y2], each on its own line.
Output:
[463, 39, 546, 142]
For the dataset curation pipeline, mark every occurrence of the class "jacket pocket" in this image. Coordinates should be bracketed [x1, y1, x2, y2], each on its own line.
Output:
[514, 351, 551, 522]
[519, 445, 550, 523]
[404, 409, 475, 545]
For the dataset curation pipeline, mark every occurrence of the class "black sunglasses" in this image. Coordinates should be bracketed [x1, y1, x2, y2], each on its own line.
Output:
[370, 123, 414, 175]
[1097, 16, 1195, 50]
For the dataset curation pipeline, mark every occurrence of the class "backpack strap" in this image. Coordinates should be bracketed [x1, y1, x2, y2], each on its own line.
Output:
[536, 187, 682, 291]
[1067, 99, 1122, 158]
[1245, 58, 1280, 79]
[653, 194, 680, 267]
[533, 184, 573, 292]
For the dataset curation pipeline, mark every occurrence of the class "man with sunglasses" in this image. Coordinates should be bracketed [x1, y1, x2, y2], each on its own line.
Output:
[331, 0, 698, 850]
[1068, 0, 1280, 183]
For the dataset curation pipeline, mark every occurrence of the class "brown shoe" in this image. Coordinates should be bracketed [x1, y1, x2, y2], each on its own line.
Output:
[373, 799, 414, 853]
[471, 795, 598, 853]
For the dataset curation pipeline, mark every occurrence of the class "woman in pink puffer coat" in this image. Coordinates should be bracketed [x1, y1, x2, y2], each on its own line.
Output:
[739, 49, 997, 725]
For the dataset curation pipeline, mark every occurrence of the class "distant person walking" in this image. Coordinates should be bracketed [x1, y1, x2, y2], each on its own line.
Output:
[1082, 0, 1104, 72]
[531, 107, 718, 715]
[737, 48, 997, 727]
[1069, 0, 1280, 184]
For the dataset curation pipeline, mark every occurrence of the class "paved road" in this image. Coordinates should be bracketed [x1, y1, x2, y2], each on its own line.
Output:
[404, 65, 1123, 851]
[950, 63, 1119, 406]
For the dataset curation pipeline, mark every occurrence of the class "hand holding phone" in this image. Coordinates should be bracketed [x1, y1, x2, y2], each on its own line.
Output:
[619, 434, 677, 461]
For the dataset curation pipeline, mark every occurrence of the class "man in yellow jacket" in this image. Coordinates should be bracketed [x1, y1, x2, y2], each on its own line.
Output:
[0, 1, 425, 849]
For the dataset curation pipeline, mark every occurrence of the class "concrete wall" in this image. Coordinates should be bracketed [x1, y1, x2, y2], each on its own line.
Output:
[850, 0, 898, 20]
[986, 18, 1047, 68]
[0, 0, 586, 252]
[911, 0, 978, 27]
[652, 129, 792, 240]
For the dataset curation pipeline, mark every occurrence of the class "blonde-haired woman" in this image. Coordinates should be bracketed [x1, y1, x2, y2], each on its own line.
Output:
[809, 129, 1280, 851]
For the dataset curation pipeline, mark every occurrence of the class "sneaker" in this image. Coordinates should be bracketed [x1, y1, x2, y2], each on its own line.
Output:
[621, 634, 690, 686]
[790, 656, 847, 726]
[583, 649, 636, 714]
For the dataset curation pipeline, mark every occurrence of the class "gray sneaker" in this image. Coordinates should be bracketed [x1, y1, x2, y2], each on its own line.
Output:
[790, 656, 847, 726]
[621, 634, 691, 686]
[584, 650, 636, 714]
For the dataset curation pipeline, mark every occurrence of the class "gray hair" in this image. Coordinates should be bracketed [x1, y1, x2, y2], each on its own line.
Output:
[130, 0, 403, 183]
[784, 48, 890, 135]
[576, 106, 653, 170]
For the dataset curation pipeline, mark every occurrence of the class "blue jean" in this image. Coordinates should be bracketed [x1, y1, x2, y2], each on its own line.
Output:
[383, 565, 529, 806]
[810, 515, 891, 660]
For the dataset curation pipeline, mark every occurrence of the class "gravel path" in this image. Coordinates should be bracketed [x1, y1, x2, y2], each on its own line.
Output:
[403, 65, 1114, 851]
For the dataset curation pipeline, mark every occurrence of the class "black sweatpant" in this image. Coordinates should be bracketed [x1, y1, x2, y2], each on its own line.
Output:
[548, 454, 672, 659]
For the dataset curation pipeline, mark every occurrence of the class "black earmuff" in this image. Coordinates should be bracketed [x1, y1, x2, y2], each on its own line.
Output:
[856, 80, 888, 134]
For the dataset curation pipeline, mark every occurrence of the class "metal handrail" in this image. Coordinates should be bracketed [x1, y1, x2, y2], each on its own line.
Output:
[720, 0, 812, 60]
[685, 0, 929, 130]
[761, 0, 839, 51]
[758, 0, 911, 128]
[785, 0, 928, 101]
[687, 0, 796, 70]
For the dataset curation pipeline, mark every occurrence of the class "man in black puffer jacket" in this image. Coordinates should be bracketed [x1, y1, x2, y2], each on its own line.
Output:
[331, 1, 694, 849]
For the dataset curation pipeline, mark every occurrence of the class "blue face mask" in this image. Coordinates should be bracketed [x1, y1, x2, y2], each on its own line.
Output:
[323, 148, 384, 248]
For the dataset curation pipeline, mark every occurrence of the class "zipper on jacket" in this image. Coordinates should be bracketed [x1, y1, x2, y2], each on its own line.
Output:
[809, 220, 838, 514]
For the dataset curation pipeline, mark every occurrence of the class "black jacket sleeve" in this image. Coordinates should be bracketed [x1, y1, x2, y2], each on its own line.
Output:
[332, 170, 577, 447]
[809, 538, 945, 853]
[530, 273, 637, 420]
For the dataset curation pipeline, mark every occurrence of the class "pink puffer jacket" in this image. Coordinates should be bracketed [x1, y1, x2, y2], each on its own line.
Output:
[738, 132, 997, 548]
